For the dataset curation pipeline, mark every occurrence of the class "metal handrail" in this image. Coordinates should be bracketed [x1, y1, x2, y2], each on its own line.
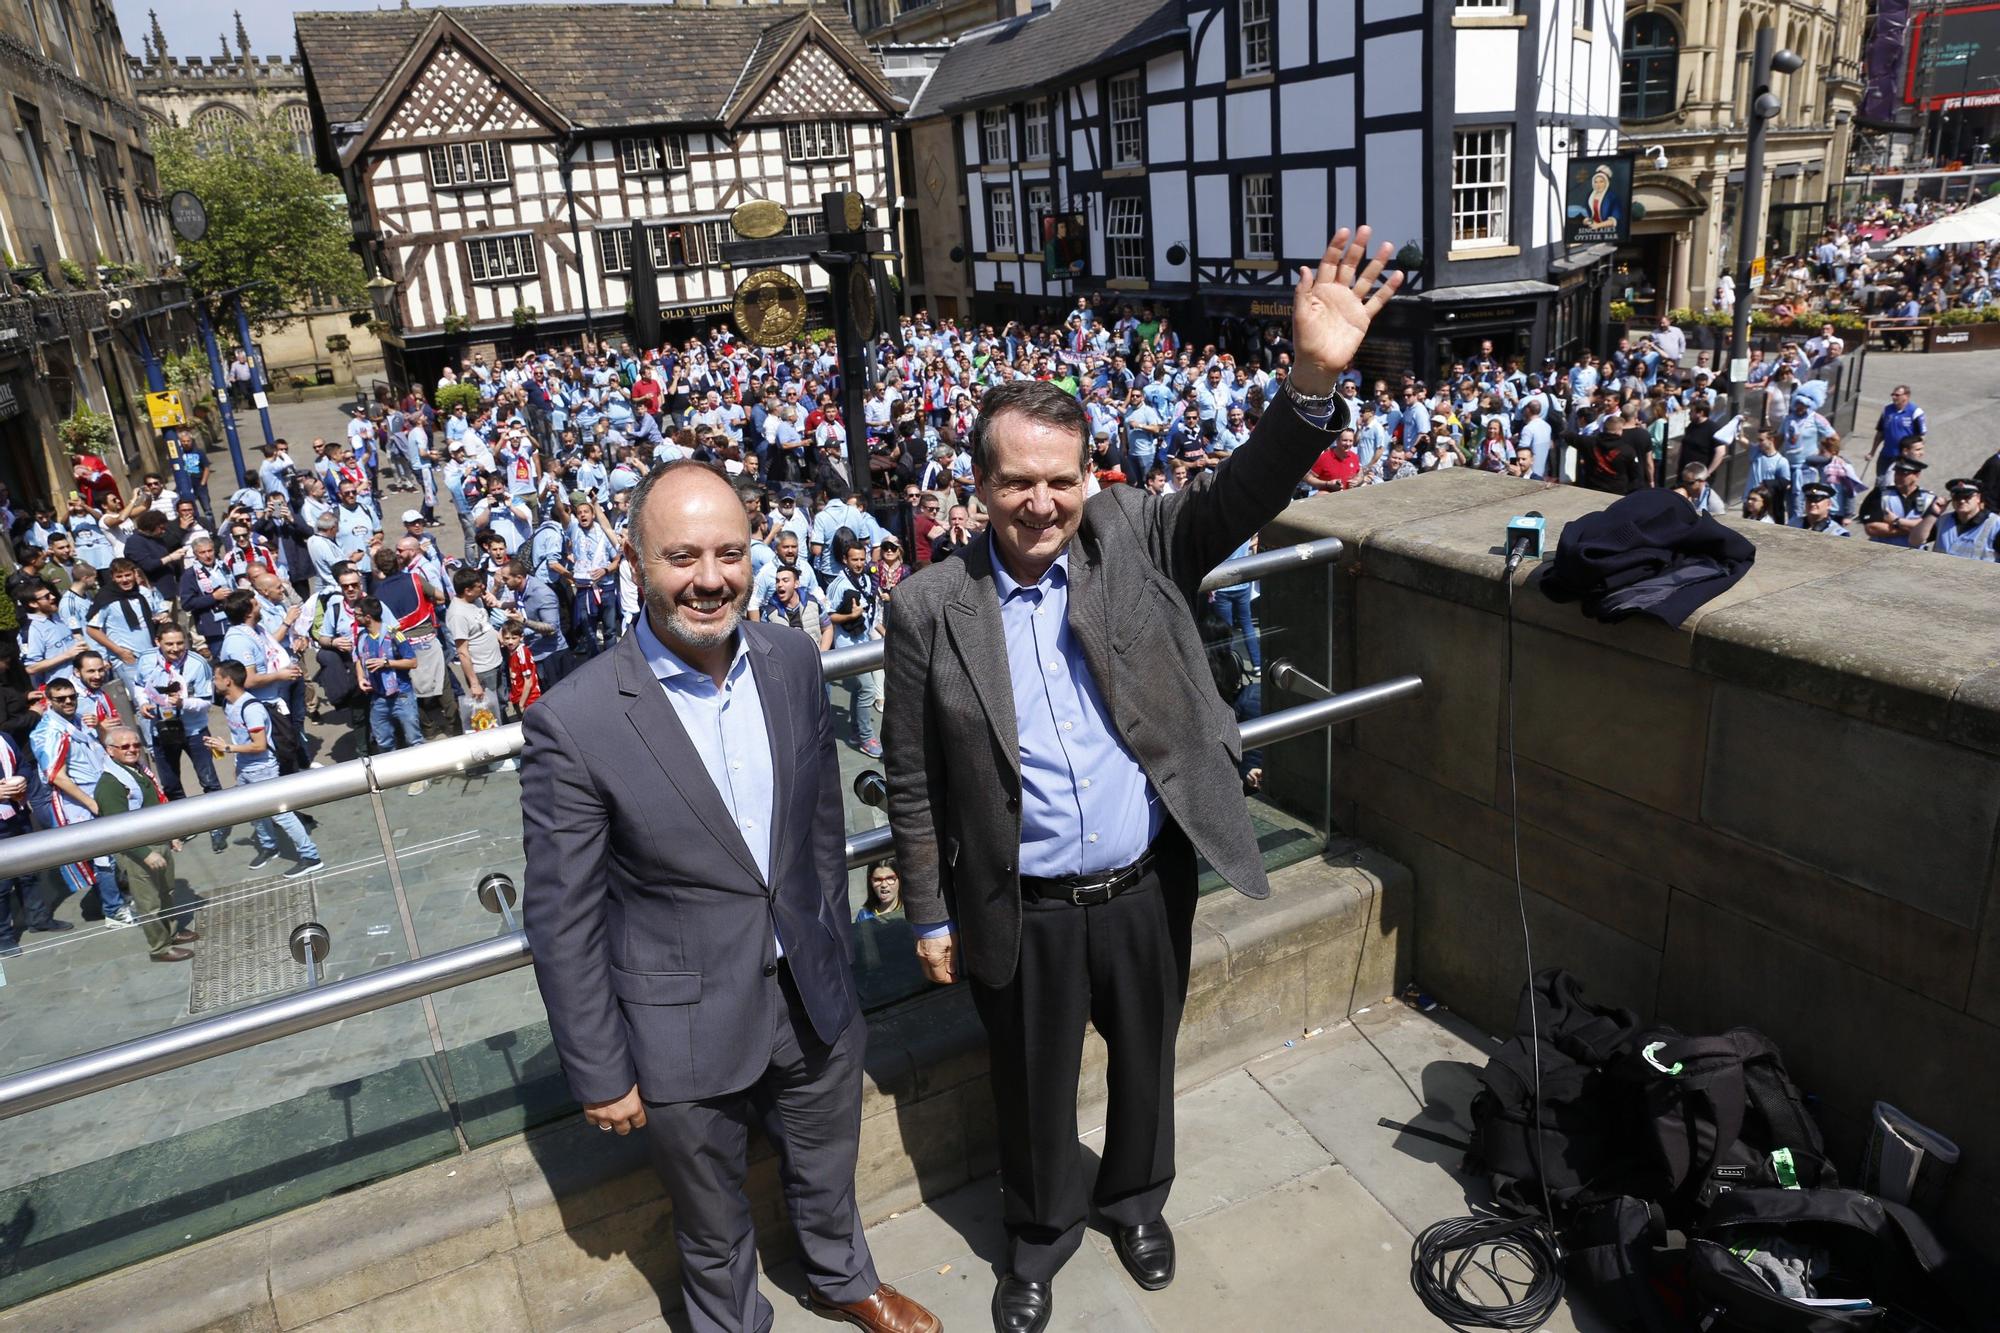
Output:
[0, 537, 1344, 880]
[0, 674, 1411, 1123]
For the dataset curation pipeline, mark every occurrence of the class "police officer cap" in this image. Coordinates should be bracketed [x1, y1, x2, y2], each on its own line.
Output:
[1801, 481, 1836, 501]
[1892, 457, 1927, 473]
[1947, 477, 1982, 497]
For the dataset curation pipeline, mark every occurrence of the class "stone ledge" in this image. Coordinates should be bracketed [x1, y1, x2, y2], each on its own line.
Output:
[0, 846, 1407, 1333]
[1267, 471, 2000, 745]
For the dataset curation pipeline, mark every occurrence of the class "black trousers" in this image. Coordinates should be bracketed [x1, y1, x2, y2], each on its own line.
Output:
[971, 834, 1199, 1281]
[641, 967, 877, 1333]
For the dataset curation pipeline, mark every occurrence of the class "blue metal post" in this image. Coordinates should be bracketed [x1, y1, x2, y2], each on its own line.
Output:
[131, 321, 186, 493]
[196, 303, 250, 487]
[231, 296, 276, 447]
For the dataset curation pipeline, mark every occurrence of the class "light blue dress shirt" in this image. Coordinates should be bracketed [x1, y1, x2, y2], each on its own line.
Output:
[993, 541, 1161, 879]
[633, 616, 783, 951]
[915, 541, 1165, 943]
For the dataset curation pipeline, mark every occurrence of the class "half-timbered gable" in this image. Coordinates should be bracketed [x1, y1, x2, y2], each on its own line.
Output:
[746, 43, 886, 121]
[296, 3, 900, 350]
[910, 0, 1619, 379]
[377, 43, 548, 144]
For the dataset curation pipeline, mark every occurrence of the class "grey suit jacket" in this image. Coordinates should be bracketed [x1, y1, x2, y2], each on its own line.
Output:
[882, 389, 1348, 988]
[520, 621, 858, 1107]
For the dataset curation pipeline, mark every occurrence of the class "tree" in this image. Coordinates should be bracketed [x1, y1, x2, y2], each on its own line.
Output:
[155, 111, 367, 330]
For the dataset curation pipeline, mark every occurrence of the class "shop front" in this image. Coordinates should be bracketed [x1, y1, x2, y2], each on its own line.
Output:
[0, 357, 45, 508]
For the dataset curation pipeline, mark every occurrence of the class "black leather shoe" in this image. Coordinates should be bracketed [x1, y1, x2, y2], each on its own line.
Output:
[1113, 1219, 1176, 1290]
[991, 1273, 1052, 1333]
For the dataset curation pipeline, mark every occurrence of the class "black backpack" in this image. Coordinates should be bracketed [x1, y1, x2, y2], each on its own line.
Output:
[1466, 969, 1649, 1219]
[1688, 1188, 1955, 1332]
[1469, 975, 1835, 1231]
[1613, 1028, 1838, 1228]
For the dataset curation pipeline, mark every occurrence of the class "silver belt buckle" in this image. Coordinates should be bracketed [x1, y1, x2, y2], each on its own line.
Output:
[1069, 880, 1114, 907]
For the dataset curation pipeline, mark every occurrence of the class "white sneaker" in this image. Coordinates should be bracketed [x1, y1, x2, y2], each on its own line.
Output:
[105, 906, 136, 928]
[407, 780, 429, 796]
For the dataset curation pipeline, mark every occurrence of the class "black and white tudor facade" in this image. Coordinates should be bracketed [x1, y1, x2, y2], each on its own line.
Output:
[909, 0, 1620, 380]
[296, 4, 900, 365]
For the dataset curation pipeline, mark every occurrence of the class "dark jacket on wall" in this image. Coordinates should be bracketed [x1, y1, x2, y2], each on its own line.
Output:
[1538, 489, 1756, 627]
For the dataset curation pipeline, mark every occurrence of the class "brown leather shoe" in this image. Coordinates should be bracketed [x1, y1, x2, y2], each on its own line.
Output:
[806, 1282, 941, 1333]
[150, 947, 194, 963]
[173, 928, 202, 944]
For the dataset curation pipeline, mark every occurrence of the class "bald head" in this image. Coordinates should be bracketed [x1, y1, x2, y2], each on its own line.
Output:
[627, 460, 745, 568]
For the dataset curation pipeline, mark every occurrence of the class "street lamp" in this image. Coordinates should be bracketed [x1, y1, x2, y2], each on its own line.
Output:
[366, 271, 398, 326]
[1729, 29, 1804, 381]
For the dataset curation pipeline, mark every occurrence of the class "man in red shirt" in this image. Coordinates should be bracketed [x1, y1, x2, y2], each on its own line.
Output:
[629, 363, 663, 417]
[1305, 427, 1364, 493]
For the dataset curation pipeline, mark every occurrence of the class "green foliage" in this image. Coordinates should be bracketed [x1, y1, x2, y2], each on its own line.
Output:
[155, 112, 367, 330]
[97, 255, 142, 285]
[57, 404, 114, 453]
[1824, 312, 1868, 335]
[435, 382, 483, 416]
[1934, 306, 1984, 325]
[0, 579, 17, 634]
[511, 305, 539, 327]
[441, 313, 468, 335]
[803, 327, 836, 344]
[1667, 306, 1699, 326]
[57, 258, 89, 288]
[1608, 300, 1634, 323]
[1982, 306, 2000, 323]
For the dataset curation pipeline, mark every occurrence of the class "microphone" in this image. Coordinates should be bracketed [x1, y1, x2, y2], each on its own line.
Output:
[1504, 512, 1546, 574]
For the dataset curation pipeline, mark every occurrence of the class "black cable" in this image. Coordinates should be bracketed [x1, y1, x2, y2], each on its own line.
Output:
[1408, 569, 1566, 1330]
[1411, 1213, 1566, 1332]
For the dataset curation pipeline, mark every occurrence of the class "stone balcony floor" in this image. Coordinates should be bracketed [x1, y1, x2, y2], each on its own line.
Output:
[599, 1004, 1612, 1333]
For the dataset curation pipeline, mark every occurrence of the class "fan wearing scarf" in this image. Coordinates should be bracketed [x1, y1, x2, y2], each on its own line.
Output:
[84, 557, 169, 711]
[30, 678, 130, 924]
[94, 726, 200, 961]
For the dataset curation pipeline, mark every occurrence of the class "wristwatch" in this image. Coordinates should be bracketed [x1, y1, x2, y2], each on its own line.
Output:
[1285, 380, 1350, 431]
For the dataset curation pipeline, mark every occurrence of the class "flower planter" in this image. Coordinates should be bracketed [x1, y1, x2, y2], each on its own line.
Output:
[1923, 321, 2000, 352]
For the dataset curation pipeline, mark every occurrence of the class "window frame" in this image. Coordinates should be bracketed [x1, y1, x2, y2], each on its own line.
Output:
[1240, 0, 1274, 76]
[1241, 173, 1275, 259]
[980, 107, 1012, 163]
[1453, 0, 1514, 14]
[1025, 183, 1054, 253]
[599, 219, 729, 274]
[1620, 13, 1681, 122]
[1106, 194, 1147, 280]
[465, 233, 539, 283]
[617, 134, 687, 175]
[1449, 127, 1512, 249]
[784, 120, 851, 163]
[427, 141, 511, 190]
[988, 184, 1018, 253]
[1022, 97, 1051, 160]
[1108, 71, 1144, 169]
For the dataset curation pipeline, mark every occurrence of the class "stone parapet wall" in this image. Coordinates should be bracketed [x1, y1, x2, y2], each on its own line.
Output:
[1262, 469, 2000, 1253]
[0, 848, 1407, 1330]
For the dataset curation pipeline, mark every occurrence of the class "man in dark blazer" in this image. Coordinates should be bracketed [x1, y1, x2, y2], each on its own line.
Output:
[883, 229, 1400, 1333]
[521, 461, 938, 1333]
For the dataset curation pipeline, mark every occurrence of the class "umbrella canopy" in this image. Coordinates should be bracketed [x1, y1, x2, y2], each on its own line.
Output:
[1879, 206, 2000, 248]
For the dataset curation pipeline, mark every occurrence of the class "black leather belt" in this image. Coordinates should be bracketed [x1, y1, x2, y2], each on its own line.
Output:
[1019, 849, 1157, 907]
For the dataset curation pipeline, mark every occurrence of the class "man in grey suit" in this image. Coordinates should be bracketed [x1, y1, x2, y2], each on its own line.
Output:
[521, 461, 939, 1333]
[883, 229, 1401, 1333]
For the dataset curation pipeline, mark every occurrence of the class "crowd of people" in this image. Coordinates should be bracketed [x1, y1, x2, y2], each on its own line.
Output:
[5, 277, 1998, 959]
[1705, 193, 2000, 333]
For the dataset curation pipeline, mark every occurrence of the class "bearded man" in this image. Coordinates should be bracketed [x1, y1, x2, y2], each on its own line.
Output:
[520, 460, 939, 1333]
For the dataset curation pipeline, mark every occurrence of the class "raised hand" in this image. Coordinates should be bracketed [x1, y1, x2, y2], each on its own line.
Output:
[1291, 227, 1403, 395]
